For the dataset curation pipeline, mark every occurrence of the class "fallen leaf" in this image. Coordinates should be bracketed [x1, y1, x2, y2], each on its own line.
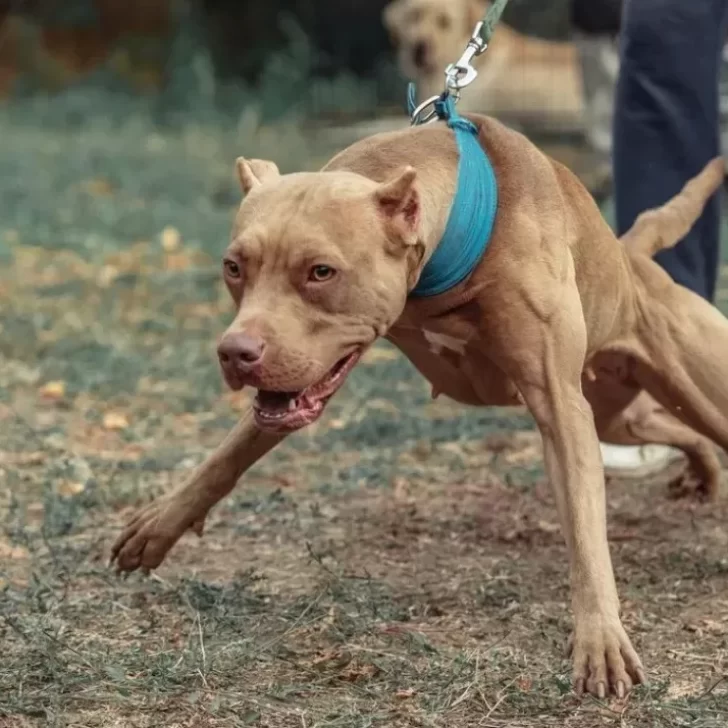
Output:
[503, 443, 542, 465]
[35, 411, 57, 428]
[367, 399, 401, 415]
[164, 252, 195, 271]
[517, 676, 533, 691]
[273, 475, 295, 488]
[103, 412, 129, 430]
[312, 649, 352, 670]
[699, 618, 726, 635]
[537, 520, 560, 534]
[377, 623, 409, 635]
[440, 442, 465, 456]
[392, 476, 412, 502]
[161, 225, 181, 252]
[57, 480, 86, 497]
[97, 265, 119, 287]
[339, 662, 379, 682]
[0, 541, 30, 559]
[0, 451, 44, 466]
[39, 380, 66, 400]
[82, 178, 114, 196]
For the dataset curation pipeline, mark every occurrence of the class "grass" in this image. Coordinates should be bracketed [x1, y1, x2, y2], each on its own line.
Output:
[3, 71, 728, 726]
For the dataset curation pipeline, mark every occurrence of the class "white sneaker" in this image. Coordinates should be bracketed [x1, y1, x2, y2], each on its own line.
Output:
[600, 442, 682, 479]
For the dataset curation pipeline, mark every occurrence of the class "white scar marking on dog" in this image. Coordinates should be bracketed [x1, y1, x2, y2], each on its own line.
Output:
[422, 329, 467, 355]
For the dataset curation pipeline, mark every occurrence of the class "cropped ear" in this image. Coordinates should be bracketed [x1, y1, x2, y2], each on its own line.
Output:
[374, 166, 420, 245]
[235, 158, 281, 195]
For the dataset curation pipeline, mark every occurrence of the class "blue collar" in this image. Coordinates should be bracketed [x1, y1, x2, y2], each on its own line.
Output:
[407, 89, 498, 298]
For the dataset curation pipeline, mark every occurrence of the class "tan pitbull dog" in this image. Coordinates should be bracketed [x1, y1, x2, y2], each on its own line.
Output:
[112, 114, 727, 699]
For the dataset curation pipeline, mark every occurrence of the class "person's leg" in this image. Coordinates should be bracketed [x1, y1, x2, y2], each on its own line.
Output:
[614, 0, 728, 301]
[571, 0, 622, 36]
[571, 0, 622, 202]
[604, 0, 728, 474]
[574, 34, 619, 161]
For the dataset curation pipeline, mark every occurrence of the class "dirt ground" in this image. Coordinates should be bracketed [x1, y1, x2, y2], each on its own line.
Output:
[2, 113, 728, 727]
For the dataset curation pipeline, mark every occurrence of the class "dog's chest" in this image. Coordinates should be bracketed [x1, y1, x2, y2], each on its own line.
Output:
[386, 325, 522, 407]
[420, 329, 467, 357]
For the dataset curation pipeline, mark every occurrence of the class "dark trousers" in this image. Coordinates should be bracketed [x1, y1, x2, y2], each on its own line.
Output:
[571, 0, 621, 36]
[613, 0, 728, 301]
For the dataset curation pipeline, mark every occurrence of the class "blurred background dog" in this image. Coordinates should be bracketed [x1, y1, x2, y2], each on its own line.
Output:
[384, 0, 586, 126]
[384, 0, 619, 193]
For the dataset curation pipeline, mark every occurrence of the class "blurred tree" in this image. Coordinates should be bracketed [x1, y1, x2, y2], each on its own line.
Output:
[200, 0, 393, 82]
[0, 0, 174, 93]
[199, 0, 576, 85]
[0, 0, 584, 99]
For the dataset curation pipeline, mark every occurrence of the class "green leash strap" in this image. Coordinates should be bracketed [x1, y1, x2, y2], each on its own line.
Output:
[479, 0, 510, 46]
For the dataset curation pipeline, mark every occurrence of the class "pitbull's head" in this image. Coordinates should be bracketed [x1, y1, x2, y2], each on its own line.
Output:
[218, 158, 424, 433]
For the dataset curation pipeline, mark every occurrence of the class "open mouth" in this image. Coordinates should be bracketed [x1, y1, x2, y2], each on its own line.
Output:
[253, 351, 361, 433]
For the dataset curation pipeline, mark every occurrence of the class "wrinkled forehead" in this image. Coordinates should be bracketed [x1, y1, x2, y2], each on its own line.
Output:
[230, 172, 378, 252]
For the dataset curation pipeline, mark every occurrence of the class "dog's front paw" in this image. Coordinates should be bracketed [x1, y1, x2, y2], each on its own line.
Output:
[110, 495, 207, 573]
[569, 614, 645, 698]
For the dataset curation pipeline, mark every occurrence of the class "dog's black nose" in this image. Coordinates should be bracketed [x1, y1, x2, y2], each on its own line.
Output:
[412, 41, 428, 69]
[217, 333, 265, 369]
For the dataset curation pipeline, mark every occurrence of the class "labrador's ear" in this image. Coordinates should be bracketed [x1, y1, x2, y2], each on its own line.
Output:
[382, 0, 407, 35]
[235, 158, 281, 194]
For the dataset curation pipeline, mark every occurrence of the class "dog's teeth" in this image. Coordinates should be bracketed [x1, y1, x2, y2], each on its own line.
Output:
[288, 399, 296, 411]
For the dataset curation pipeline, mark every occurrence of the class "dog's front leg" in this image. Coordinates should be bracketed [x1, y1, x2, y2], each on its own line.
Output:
[489, 281, 645, 698]
[111, 408, 284, 572]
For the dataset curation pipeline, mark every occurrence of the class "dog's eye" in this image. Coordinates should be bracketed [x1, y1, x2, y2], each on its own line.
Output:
[223, 259, 241, 279]
[309, 265, 336, 282]
[437, 13, 451, 30]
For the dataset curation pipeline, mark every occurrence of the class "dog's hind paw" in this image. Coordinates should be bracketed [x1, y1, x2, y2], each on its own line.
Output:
[666, 467, 721, 503]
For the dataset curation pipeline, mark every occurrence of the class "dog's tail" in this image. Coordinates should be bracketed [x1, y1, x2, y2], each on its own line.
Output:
[619, 157, 725, 257]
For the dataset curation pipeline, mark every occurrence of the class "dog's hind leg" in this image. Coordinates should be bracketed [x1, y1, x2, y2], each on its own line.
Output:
[596, 157, 726, 499]
[611, 265, 728, 496]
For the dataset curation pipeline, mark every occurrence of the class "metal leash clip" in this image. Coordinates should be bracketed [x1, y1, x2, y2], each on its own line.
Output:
[409, 20, 488, 125]
[444, 21, 487, 93]
[409, 94, 442, 125]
